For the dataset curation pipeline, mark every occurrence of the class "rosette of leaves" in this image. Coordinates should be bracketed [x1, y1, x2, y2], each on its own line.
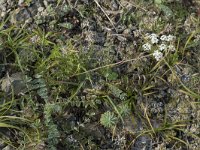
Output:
[100, 111, 117, 128]
[118, 102, 131, 117]
[100, 102, 131, 128]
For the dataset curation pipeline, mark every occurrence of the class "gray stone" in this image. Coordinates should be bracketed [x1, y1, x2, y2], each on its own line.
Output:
[0, 0, 6, 5]
[43, 0, 48, 7]
[2, 145, 14, 150]
[111, 0, 119, 10]
[28, 0, 43, 16]
[7, 0, 15, 6]
[1, 6, 7, 12]
[1, 72, 28, 95]
[38, 7, 44, 12]
[85, 31, 105, 44]
[18, 0, 24, 6]
[0, 141, 6, 149]
[11, 8, 31, 24]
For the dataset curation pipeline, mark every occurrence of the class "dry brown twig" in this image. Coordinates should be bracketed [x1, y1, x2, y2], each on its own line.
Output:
[70, 53, 152, 77]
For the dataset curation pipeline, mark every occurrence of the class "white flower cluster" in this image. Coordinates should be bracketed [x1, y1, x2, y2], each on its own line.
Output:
[160, 35, 176, 42]
[153, 50, 163, 61]
[142, 42, 151, 51]
[142, 33, 176, 61]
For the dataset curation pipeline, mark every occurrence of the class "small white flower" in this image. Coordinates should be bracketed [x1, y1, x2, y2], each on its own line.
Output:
[167, 35, 175, 42]
[151, 36, 159, 44]
[148, 33, 159, 44]
[194, 34, 200, 42]
[160, 35, 168, 41]
[146, 33, 154, 37]
[153, 50, 163, 61]
[159, 43, 167, 51]
[168, 45, 176, 52]
[142, 43, 151, 51]
[150, 33, 158, 38]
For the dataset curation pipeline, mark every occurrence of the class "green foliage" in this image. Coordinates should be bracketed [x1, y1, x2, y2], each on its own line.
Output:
[154, 0, 173, 18]
[118, 102, 131, 117]
[36, 44, 85, 80]
[102, 68, 118, 81]
[100, 111, 117, 128]
[0, 0, 199, 149]
[58, 22, 73, 29]
[30, 75, 48, 102]
[154, 0, 163, 4]
[120, 8, 135, 26]
[108, 84, 127, 101]
[44, 103, 62, 150]
[159, 4, 173, 17]
[100, 95, 131, 129]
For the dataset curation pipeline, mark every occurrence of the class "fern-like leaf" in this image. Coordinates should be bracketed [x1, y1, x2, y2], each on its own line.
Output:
[118, 103, 131, 117]
[108, 84, 127, 100]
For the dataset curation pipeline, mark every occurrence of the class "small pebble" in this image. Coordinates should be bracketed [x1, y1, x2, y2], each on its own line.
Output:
[43, 0, 48, 7]
[38, 7, 44, 12]
[0, 0, 6, 5]
[18, 0, 24, 6]
[111, 0, 119, 10]
[1, 6, 7, 12]
[1, 11, 6, 17]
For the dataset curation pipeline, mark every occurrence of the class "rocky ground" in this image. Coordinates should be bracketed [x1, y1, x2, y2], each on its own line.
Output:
[0, 0, 200, 150]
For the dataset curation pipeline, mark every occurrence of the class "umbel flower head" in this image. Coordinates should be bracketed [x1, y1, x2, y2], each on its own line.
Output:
[153, 50, 163, 61]
[142, 43, 151, 51]
[160, 34, 176, 42]
[159, 43, 167, 51]
[146, 33, 159, 44]
[168, 45, 176, 52]
[142, 33, 176, 61]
